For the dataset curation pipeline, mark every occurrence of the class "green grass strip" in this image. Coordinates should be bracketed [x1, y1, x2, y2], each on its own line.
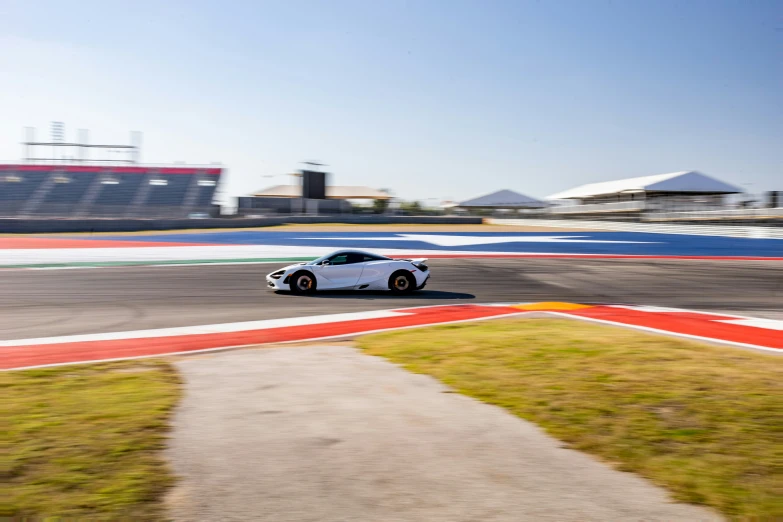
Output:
[2, 360, 181, 520]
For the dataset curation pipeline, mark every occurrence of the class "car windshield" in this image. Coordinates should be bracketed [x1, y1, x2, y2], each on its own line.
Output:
[308, 252, 390, 265]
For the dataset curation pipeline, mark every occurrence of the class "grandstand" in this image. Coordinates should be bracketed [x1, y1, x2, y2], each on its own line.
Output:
[0, 164, 222, 218]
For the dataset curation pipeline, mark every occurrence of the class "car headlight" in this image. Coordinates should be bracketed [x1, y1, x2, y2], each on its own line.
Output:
[270, 270, 285, 280]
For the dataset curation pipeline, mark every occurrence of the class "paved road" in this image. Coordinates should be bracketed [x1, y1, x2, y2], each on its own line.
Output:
[1, 259, 781, 340]
[166, 345, 720, 522]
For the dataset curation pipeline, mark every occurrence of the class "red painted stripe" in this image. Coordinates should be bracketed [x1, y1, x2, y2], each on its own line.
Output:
[0, 164, 222, 175]
[3, 304, 780, 370]
[564, 307, 783, 349]
[390, 254, 783, 261]
[0, 305, 521, 370]
[0, 238, 215, 249]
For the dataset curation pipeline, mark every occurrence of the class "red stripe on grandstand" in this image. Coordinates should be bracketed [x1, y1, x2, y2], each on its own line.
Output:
[0, 164, 222, 175]
[0, 238, 216, 249]
[0, 305, 520, 369]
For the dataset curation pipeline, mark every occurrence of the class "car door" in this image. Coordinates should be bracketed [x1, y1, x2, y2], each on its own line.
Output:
[315, 253, 365, 289]
[356, 255, 392, 288]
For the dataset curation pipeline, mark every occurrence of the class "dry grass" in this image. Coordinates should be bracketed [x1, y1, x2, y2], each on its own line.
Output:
[2, 360, 181, 520]
[358, 318, 783, 518]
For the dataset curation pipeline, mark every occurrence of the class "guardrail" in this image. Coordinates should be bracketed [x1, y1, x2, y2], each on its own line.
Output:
[547, 201, 645, 214]
[487, 218, 783, 239]
[644, 207, 783, 221]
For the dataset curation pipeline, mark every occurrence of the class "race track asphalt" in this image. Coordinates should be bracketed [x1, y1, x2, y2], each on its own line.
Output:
[1, 258, 781, 341]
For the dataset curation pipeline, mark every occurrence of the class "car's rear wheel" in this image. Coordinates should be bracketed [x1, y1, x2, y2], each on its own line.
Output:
[290, 271, 316, 294]
[389, 271, 415, 294]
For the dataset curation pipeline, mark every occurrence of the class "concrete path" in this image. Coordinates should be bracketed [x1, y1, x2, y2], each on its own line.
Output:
[166, 345, 720, 522]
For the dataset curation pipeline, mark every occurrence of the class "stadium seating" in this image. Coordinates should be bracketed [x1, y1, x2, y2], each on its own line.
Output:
[37, 172, 98, 216]
[145, 174, 192, 206]
[88, 172, 147, 217]
[0, 171, 49, 217]
[0, 165, 222, 218]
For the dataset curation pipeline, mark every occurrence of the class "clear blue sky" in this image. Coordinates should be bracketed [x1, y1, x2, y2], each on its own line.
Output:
[1, 0, 780, 203]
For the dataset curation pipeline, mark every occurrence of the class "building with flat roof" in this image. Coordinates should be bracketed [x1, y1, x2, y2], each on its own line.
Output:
[251, 184, 391, 200]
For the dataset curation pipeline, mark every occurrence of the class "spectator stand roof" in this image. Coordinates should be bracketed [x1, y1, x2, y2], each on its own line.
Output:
[547, 171, 743, 200]
[252, 184, 391, 200]
[458, 189, 547, 208]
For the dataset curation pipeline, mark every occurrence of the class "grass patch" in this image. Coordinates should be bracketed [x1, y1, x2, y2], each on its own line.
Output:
[2, 360, 181, 520]
[358, 318, 783, 518]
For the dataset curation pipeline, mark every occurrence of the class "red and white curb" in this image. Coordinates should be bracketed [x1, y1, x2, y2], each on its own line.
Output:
[1, 303, 780, 370]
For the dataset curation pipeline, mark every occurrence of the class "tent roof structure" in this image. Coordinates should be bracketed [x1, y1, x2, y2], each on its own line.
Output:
[458, 189, 547, 208]
[547, 171, 743, 200]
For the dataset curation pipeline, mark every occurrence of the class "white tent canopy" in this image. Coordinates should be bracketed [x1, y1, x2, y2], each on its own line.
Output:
[459, 189, 547, 208]
[547, 171, 743, 200]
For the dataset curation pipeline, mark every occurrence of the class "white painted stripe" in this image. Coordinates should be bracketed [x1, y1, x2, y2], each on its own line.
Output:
[4, 301, 781, 371]
[608, 305, 776, 321]
[0, 309, 410, 347]
[3, 311, 533, 371]
[9, 307, 780, 371]
[717, 318, 783, 331]
[609, 305, 693, 313]
[548, 312, 782, 354]
[529, 275, 574, 289]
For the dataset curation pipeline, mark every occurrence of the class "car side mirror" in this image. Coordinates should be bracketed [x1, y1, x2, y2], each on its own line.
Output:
[321, 260, 331, 266]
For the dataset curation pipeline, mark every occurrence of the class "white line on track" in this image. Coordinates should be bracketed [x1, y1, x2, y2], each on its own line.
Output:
[608, 305, 780, 321]
[717, 318, 783, 331]
[548, 312, 781, 354]
[528, 275, 574, 289]
[0, 310, 410, 347]
[4, 311, 534, 371]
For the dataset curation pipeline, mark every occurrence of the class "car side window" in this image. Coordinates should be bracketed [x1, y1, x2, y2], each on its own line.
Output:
[328, 254, 349, 266]
[346, 253, 365, 264]
[362, 254, 381, 262]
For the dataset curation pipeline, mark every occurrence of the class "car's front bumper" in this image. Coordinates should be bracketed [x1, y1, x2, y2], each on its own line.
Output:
[265, 274, 289, 291]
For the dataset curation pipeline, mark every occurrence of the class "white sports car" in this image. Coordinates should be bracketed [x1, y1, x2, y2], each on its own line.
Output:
[266, 250, 430, 294]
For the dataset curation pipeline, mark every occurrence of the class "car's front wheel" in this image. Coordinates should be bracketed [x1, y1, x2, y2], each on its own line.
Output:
[290, 271, 317, 294]
[389, 271, 415, 294]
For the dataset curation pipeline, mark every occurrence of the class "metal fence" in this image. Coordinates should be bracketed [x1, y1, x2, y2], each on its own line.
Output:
[487, 218, 783, 239]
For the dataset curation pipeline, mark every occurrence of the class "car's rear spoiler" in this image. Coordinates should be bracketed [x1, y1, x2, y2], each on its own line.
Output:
[402, 258, 428, 265]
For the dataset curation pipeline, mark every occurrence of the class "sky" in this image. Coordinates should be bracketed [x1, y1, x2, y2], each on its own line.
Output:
[0, 0, 781, 205]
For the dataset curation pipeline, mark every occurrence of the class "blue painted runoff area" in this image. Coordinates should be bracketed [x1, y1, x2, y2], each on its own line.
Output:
[85, 231, 783, 257]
